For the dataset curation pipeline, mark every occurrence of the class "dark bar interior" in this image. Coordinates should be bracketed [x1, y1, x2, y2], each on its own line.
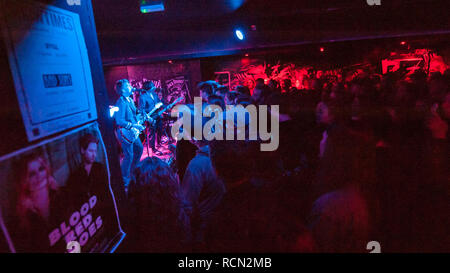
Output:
[0, 0, 448, 254]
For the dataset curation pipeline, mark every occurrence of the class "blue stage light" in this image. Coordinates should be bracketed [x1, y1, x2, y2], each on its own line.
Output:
[235, 29, 244, 40]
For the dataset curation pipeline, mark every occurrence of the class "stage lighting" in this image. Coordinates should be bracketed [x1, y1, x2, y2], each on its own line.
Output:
[235, 29, 245, 40]
[109, 106, 119, 118]
[140, 0, 165, 13]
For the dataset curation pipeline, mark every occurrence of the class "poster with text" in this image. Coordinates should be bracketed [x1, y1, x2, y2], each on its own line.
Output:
[0, 122, 124, 253]
[0, 1, 97, 141]
[165, 75, 191, 104]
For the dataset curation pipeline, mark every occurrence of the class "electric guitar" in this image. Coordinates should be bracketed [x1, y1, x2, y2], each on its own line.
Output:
[150, 97, 183, 119]
[119, 97, 182, 144]
[119, 102, 163, 144]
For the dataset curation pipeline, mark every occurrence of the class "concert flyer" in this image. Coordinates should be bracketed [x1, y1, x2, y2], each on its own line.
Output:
[0, 123, 123, 253]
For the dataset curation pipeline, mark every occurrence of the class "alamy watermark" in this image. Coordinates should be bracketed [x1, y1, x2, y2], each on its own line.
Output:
[170, 97, 279, 151]
[366, 0, 381, 6]
[366, 241, 381, 253]
[67, 241, 81, 253]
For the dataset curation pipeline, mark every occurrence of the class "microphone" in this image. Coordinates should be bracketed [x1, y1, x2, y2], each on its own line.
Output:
[133, 88, 147, 93]
[132, 87, 144, 93]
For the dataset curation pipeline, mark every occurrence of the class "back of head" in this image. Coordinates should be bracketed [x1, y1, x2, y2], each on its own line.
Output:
[236, 93, 253, 106]
[255, 78, 265, 89]
[210, 140, 256, 187]
[225, 91, 239, 105]
[198, 81, 219, 96]
[134, 157, 181, 215]
[282, 79, 292, 90]
[215, 85, 228, 97]
[207, 94, 226, 109]
[428, 72, 449, 103]
[133, 157, 186, 251]
[235, 85, 251, 96]
[253, 85, 271, 104]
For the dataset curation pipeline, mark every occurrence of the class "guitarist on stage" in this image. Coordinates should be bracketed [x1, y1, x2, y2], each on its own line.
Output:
[139, 81, 164, 155]
[139, 81, 159, 115]
[114, 79, 144, 193]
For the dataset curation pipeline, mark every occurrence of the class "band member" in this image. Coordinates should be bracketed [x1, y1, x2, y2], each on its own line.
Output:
[156, 87, 168, 105]
[139, 81, 160, 114]
[114, 79, 144, 192]
[64, 134, 109, 210]
[139, 81, 163, 154]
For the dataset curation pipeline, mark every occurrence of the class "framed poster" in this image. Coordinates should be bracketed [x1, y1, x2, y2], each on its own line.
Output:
[0, 122, 124, 253]
[0, 1, 97, 141]
[165, 75, 191, 104]
[215, 71, 231, 91]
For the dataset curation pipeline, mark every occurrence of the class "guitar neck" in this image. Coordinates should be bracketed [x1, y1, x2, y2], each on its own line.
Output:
[156, 98, 183, 116]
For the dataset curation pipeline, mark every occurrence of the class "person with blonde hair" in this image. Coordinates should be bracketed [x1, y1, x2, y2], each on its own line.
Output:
[15, 152, 59, 251]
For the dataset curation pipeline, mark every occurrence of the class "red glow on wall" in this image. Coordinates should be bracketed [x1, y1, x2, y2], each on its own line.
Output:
[241, 57, 251, 66]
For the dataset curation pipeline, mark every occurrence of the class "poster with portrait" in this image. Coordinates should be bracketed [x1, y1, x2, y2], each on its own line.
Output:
[0, 122, 124, 253]
[0, 1, 97, 141]
[165, 75, 191, 104]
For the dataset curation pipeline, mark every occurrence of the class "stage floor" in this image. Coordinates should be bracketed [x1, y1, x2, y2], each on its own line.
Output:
[140, 135, 176, 164]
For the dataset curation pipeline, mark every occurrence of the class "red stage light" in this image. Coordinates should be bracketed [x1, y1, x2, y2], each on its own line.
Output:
[320, 47, 324, 52]
[245, 53, 249, 57]
[400, 41, 406, 45]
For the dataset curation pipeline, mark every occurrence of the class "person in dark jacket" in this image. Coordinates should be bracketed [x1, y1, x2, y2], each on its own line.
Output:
[114, 79, 144, 191]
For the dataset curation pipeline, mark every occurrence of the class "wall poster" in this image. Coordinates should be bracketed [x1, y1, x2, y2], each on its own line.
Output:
[0, 122, 124, 253]
[1, 1, 97, 141]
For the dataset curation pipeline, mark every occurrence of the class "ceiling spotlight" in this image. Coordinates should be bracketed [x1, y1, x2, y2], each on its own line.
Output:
[235, 29, 245, 41]
[140, 0, 165, 13]
[400, 41, 406, 45]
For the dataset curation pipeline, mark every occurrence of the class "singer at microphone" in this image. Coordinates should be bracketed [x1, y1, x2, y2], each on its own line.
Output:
[113, 79, 144, 194]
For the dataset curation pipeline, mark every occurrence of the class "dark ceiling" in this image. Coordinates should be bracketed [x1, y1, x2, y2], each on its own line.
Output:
[92, 0, 450, 65]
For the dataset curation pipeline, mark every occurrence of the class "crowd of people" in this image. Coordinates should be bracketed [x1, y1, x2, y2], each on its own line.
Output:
[123, 68, 449, 253]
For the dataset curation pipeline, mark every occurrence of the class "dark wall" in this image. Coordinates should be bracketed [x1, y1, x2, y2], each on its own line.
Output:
[103, 65, 129, 103]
